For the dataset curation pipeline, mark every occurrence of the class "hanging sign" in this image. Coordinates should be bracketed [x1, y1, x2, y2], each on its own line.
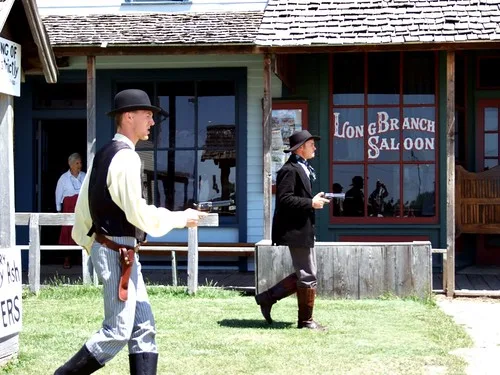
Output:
[0, 36, 21, 97]
[334, 111, 435, 159]
[0, 248, 22, 338]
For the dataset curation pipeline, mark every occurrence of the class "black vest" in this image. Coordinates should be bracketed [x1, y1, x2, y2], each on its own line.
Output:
[88, 140, 146, 242]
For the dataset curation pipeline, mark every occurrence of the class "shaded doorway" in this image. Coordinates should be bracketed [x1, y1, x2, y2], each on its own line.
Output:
[36, 119, 87, 265]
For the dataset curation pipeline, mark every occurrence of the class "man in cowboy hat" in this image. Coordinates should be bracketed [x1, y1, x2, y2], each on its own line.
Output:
[54, 89, 207, 375]
[344, 175, 365, 217]
[255, 129, 330, 330]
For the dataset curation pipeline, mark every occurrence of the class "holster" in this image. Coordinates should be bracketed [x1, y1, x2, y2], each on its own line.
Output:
[94, 234, 139, 302]
[119, 248, 135, 302]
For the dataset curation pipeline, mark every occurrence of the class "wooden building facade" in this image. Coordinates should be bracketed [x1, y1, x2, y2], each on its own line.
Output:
[12, 0, 500, 296]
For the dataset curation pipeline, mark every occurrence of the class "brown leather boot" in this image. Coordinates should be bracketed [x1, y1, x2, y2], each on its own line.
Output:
[255, 273, 298, 324]
[297, 287, 326, 330]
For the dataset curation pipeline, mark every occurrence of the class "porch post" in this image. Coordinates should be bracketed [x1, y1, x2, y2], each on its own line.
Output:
[446, 51, 456, 297]
[263, 54, 273, 240]
[87, 55, 96, 168]
[86, 56, 98, 284]
[0, 94, 15, 249]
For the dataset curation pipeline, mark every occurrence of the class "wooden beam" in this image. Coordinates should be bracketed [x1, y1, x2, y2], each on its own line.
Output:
[260, 42, 500, 54]
[263, 54, 273, 240]
[15, 212, 74, 225]
[53, 45, 260, 57]
[47, 41, 500, 59]
[446, 51, 456, 298]
[87, 56, 96, 168]
[0, 94, 15, 249]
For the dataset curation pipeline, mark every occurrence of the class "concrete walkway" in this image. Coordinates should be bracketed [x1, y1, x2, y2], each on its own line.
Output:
[436, 295, 500, 374]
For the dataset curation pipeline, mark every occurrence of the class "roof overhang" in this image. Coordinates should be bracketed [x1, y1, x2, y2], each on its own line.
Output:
[0, 0, 57, 83]
[20, 0, 57, 83]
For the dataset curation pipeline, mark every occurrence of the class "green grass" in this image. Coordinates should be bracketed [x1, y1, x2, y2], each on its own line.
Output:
[2, 286, 472, 375]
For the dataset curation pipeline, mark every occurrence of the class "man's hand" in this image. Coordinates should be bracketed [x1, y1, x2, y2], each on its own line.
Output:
[312, 192, 330, 209]
[184, 208, 208, 228]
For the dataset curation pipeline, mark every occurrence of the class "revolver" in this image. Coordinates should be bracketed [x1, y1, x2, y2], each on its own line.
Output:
[193, 200, 234, 212]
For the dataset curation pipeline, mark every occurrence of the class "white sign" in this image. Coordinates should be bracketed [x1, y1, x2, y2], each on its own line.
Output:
[334, 111, 436, 159]
[0, 37, 21, 97]
[0, 248, 22, 337]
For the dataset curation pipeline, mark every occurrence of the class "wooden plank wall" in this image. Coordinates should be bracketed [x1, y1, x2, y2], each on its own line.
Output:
[255, 241, 432, 299]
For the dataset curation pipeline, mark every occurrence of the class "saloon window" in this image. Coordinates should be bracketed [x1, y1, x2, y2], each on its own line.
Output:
[330, 52, 437, 222]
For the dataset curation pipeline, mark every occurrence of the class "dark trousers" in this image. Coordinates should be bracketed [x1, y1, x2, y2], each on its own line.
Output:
[289, 247, 317, 288]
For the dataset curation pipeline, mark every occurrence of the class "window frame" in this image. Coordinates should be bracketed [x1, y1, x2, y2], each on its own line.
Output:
[114, 76, 241, 227]
[329, 52, 440, 224]
[477, 99, 500, 172]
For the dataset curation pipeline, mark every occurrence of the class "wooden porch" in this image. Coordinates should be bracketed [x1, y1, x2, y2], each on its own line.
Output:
[434, 266, 500, 294]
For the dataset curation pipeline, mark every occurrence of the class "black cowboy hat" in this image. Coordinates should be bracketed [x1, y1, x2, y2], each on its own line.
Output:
[350, 175, 364, 186]
[284, 130, 321, 153]
[106, 89, 166, 117]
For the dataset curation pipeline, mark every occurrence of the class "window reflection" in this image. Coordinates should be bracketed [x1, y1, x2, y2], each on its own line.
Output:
[156, 150, 195, 211]
[484, 107, 498, 132]
[197, 81, 235, 148]
[198, 145, 236, 215]
[332, 165, 364, 217]
[403, 52, 435, 105]
[367, 165, 400, 217]
[157, 82, 195, 148]
[403, 165, 435, 217]
[402, 107, 436, 162]
[368, 52, 399, 105]
[485, 159, 499, 169]
[367, 108, 399, 161]
[137, 149, 155, 205]
[332, 53, 364, 105]
[485, 133, 499, 157]
[333, 108, 364, 161]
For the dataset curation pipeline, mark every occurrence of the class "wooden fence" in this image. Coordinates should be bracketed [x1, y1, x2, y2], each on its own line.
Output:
[255, 240, 432, 299]
[15, 212, 218, 295]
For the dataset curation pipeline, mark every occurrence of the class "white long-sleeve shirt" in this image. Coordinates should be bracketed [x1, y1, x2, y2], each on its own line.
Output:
[72, 133, 189, 253]
[55, 170, 86, 212]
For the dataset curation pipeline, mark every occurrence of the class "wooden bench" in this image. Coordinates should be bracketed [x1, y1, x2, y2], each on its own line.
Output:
[455, 165, 500, 236]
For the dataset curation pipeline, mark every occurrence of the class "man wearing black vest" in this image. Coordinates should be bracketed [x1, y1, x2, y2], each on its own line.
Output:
[255, 130, 330, 330]
[54, 89, 206, 375]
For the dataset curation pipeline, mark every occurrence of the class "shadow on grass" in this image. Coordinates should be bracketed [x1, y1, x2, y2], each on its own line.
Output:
[218, 319, 294, 329]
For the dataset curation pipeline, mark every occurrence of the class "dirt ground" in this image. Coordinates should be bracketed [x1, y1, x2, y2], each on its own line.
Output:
[436, 295, 500, 374]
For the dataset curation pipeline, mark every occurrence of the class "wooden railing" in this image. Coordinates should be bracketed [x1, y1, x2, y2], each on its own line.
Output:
[15, 212, 218, 295]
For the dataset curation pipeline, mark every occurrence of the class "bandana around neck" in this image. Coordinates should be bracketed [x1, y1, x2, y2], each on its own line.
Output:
[291, 154, 316, 182]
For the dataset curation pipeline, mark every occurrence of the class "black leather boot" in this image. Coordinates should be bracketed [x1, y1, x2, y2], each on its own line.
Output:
[54, 345, 103, 374]
[129, 352, 159, 375]
[297, 287, 326, 331]
[255, 273, 298, 324]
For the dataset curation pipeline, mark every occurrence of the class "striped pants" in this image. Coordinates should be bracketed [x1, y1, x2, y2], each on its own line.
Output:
[85, 236, 157, 365]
